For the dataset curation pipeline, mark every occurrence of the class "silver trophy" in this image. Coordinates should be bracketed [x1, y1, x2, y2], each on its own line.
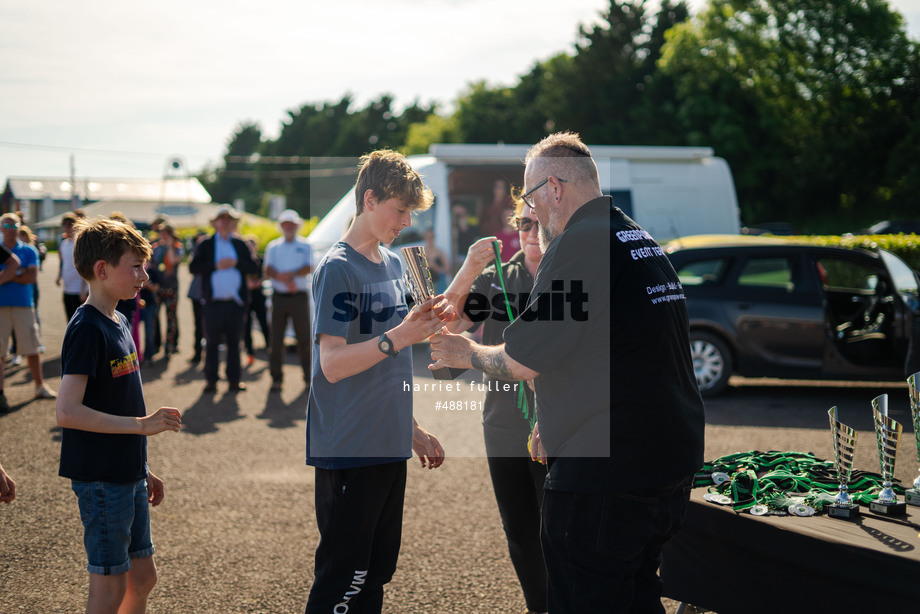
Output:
[402, 246, 466, 380]
[870, 394, 907, 516]
[906, 373, 920, 507]
[827, 406, 860, 520]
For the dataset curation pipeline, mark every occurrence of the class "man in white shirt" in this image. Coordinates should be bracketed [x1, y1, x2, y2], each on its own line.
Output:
[56, 212, 88, 322]
[264, 209, 313, 392]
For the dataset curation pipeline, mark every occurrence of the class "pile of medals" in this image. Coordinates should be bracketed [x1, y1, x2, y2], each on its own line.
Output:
[694, 451, 900, 517]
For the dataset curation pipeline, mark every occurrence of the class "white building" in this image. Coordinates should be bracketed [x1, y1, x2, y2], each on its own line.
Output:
[2, 176, 212, 236]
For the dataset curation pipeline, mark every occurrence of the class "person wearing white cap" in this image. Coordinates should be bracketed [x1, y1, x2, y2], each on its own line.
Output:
[264, 209, 313, 391]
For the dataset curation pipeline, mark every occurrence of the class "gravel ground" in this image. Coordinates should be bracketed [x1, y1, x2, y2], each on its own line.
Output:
[2, 253, 915, 613]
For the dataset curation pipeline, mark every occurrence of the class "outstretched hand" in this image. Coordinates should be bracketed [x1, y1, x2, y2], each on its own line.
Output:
[428, 329, 474, 372]
[139, 407, 182, 436]
[397, 295, 456, 347]
[461, 237, 500, 277]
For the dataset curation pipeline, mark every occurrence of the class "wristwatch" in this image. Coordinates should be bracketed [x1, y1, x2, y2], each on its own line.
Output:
[378, 332, 398, 357]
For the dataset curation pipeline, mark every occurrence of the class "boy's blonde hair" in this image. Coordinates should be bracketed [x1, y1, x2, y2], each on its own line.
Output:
[354, 149, 433, 215]
[73, 217, 153, 281]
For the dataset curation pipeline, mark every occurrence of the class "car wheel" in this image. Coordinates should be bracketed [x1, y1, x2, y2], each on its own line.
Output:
[689, 331, 733, 397]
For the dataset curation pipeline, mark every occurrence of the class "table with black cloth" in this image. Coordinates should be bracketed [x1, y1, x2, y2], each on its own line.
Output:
[661, 488, 920, 612]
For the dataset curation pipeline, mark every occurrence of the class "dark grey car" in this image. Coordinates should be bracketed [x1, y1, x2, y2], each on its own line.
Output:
[665, 238, 920, 396]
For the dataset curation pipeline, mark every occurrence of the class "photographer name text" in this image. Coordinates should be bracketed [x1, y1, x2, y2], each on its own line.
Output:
[403, 381, 520, 393]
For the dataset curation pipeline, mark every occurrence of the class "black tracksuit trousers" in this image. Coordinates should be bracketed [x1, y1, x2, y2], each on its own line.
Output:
[305, 461, 407, 614]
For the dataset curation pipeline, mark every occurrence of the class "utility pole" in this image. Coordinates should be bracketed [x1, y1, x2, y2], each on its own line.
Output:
[159, 155, 190, 207]
[69, 154, 77, 210]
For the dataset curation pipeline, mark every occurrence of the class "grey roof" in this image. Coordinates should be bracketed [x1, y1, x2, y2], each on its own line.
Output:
[5, 177, 211, 203]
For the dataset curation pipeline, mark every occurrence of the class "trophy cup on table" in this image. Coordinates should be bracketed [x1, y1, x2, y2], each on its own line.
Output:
[402, 246, 466, 381]
[870, 394, 907, 516]
[906, 372, 920, 507]
[827, 406, 860, 520]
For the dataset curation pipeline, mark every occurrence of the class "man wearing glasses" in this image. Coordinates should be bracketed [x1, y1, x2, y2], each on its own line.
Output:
[431, 132, 704, 613]
[0, 213, 57, 413]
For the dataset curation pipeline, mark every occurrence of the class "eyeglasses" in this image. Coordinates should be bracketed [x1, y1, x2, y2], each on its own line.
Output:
[520, 177, 566, 210]
[515, 218, 539, 233]
[2, 223, 20, 230]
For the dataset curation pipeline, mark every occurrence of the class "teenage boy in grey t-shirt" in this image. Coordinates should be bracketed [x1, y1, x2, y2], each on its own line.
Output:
[304, 150, 453, 613]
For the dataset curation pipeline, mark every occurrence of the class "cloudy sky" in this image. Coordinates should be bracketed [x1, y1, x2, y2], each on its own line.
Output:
[2, 0, 918, 185]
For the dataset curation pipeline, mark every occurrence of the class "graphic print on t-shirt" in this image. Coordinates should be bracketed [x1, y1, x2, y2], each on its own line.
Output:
[110, 351, 140, 378]
[614, 227, 687, 305]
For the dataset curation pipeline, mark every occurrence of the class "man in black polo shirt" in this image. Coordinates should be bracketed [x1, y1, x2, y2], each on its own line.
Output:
[430, 132, 705, 613]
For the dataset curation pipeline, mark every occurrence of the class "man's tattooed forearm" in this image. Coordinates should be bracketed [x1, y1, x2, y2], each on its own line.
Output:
[471, 348, 516, 381]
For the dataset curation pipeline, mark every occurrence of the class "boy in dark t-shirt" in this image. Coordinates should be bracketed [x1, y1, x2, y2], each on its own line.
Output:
[56, 217, 182, 613]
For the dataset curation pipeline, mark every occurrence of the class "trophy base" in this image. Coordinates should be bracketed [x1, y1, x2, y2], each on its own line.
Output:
[431, 366, 467, 381]
[905, 489, 920, 507]
[827, 504, 860, 520]
[869, 500, 907, 517]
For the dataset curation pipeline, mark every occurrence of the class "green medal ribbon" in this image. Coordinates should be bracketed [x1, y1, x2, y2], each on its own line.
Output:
[490, 241, 533, 427]
[695, 450, 904, 514]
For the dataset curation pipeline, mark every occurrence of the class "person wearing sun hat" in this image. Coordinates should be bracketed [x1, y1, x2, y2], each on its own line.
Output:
[188, 204, 259, 393]
[264, 208, 313, 392]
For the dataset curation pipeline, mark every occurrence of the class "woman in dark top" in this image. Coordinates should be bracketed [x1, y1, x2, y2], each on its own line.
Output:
[443, 202, 547, 614]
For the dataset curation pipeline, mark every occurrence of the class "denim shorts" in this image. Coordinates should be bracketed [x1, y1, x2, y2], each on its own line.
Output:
[71, 479, 155, 575]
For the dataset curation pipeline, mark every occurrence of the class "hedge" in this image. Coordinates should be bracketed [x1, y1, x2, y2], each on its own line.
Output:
[788, 234, 920, 273]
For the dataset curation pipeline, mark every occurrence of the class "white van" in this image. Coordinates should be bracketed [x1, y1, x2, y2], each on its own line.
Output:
[306, 143, 740, 272]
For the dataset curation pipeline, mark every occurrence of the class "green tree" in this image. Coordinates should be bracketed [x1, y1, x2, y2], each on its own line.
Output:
[884, 81, 920, 218]
[543, 0, 690, 144]
[204, 95, 438, 216]
[260, 95, 436, 212]
[404, 113, 461, 155]
[444, 1, 691, 146]
[453, 65, 562, 145]
[660, 0, 918, 230]
[200, 121, 264, 210]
